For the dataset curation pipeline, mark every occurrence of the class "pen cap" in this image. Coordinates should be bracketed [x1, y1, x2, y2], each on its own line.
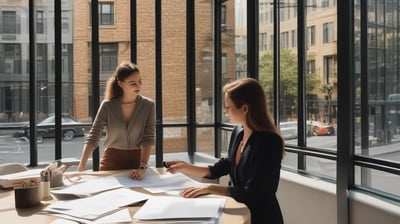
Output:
[40, 170, 50, 182]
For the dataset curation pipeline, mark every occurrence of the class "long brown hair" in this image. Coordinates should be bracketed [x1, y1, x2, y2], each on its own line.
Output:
[223, 78, 277, 132]
[223, 78, 285, 156]
[104, 61, 140, 100]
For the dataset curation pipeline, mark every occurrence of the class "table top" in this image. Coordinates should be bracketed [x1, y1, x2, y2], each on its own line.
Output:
[0, 168, 250, 224]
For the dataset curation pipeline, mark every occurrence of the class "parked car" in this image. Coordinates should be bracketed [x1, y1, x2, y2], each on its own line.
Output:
[280, 122, 312, 140]
[309, 121, 335, 136]
[14, 115, 92, 143]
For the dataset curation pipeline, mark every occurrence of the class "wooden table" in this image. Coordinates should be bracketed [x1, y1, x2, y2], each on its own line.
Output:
[0, 168, 250, 223]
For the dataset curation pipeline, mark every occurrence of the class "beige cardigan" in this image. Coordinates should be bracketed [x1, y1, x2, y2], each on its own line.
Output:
[85, 95, 156, 150]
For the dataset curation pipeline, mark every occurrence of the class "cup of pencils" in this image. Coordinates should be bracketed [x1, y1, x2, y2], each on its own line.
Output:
[14, 180, 40, 208]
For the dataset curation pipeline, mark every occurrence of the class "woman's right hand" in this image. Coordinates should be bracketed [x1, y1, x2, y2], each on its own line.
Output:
[165, 160, 190, 174]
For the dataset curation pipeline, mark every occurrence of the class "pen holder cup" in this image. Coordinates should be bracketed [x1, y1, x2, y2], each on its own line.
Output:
[14, 186, 40, 208]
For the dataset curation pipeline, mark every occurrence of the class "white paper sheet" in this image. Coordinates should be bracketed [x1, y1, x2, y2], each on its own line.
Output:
[51, 208, 132, 224]
[51, 175, 124, 197]
[44, 188, 149, 220]
[133, 196, 226, 221]
[52, 169, 202, 197]
[114, 169, 202, 192]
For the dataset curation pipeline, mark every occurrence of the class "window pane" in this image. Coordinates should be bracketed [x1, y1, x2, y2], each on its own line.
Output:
[99, 3, 114, 25]
[2, 11, 17, 34]
[281, 151, 298, 170]
[100, 43, 118, 72]
[160, 0, 186, 123]
[355, 0, 400, 165]
[195, 0, 217, 125]
[197, 127, 214, 156]
[355, 166, 400, 197]
[306, 2, 337, 152]
[226, 0, 247, 124]
[163, 127, 187, 153]
[278, 0, 298, 136]
[306, 156, 336, 179]
[220, 128, 233, 157]
[37, 11, 44, 34]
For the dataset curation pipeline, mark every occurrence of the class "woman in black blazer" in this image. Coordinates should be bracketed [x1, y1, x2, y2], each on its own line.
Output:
[166, 78, 284, 224]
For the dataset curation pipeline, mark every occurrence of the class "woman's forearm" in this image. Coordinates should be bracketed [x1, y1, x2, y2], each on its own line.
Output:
[208, 184, 229, 196]
[77, 144, 94, 171]
[140, 144, 153, 167]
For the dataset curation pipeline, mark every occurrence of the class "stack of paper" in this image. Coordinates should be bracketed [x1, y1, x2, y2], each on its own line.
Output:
[44, 188, 149, 223]
[52, 169, 202, 196]
[133, 196, 226, 223]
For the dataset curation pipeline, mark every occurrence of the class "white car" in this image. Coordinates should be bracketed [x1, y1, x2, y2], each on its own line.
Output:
[280, 121, 312, 140]
[280, 122, 298, 140]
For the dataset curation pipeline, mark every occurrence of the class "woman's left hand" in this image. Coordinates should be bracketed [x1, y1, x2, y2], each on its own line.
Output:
[180, 185, 210, 198]
[130, 168, 146, 180]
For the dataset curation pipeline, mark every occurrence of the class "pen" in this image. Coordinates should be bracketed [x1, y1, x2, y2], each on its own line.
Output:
[163, 161, 170, 168]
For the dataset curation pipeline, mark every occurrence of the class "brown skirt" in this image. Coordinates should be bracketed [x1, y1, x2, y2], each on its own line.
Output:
[100, 148, 141, 171]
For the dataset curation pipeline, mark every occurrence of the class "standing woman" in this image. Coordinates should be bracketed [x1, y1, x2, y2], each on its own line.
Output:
[77, 61, 155, 180]
[166, 78, 284, 223]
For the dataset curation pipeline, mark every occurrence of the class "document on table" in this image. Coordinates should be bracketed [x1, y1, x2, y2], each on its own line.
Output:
[114, 169, 202, 192]
[51, 175, 124, 197]
[51, 208, 132, 224]
[133, 196, 226, 222]
[44, 188, 149, 221]
[51, 169, 202, 197]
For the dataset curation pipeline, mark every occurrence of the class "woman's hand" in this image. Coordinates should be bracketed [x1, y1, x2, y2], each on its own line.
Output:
[130, 168, 146, 180]
[165, 160, 189, 174]
[180, 185, 211, 198]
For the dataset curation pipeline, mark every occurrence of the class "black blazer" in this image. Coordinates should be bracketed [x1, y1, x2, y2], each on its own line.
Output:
[208, 125, 284, 224]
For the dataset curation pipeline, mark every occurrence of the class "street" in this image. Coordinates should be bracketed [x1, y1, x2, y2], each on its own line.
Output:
[0, 135, 89, 165]
[1, 134, 400, 195]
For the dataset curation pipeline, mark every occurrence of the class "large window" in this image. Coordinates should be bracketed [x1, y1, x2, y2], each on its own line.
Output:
[353, 0, 400, 198]
[0, 1, 399, 219]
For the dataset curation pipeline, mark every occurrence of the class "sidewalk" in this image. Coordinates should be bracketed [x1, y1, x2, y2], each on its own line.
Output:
[360, 135, 400, 156]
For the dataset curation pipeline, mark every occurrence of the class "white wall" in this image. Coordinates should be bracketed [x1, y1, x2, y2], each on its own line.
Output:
[277, 170, 400, 224]
[277, 171, 337, 224]
[350, 191, 400, 224]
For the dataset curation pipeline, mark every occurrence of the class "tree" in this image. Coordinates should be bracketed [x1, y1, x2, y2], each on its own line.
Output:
[259, 49, 319, 119]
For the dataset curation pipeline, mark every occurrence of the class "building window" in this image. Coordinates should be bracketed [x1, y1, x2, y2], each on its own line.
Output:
[280, 7, 285, 21]
[1, 11, 18, 34]
[291, 30, 296, 48]
[307, 0, 317, 12]
[306, 26, 316, 48]
[0, 44, 21, 74]
[321, 0, 336, 7]
[100, 43, 118, 72]
[62, 17, 70, 33]
[307, 60, 316, 74]
[36, 11, 44, 34]
[323, 22, 334, 43]
[99, 2, 114, 25]
[260, 32, 267, 51]
[221, 4, 226, 32]
[222, 54, 227, 75]
[269, 34, 274, 51]
[36, 44, 48, 79]
[280, 32, 289, 49]
[324, 55, 337, 83]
